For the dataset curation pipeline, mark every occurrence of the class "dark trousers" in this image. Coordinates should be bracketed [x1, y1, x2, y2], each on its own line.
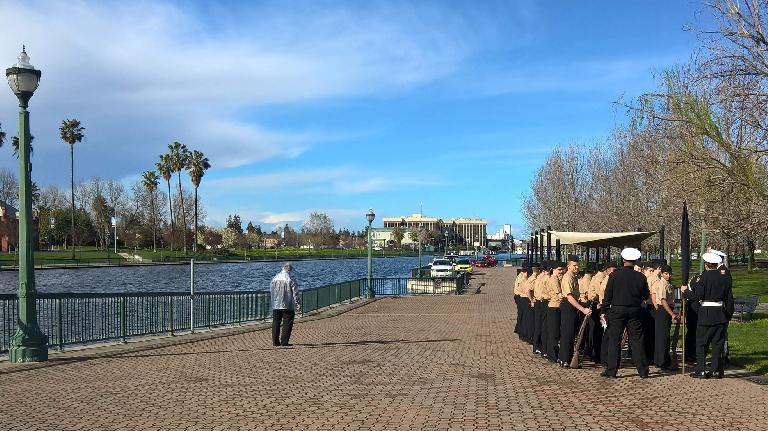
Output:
[532, 301, 547, 353]
[641, 305, 655, 364]
[523, 299, 535, 343]
[685, 301, 699, 360]
[654, 308, 672, 368]
[558, 301, 578, 364]
[696, 323, 727, 374]
[272, 309, 295, 346]
[514, 295, 523, 334]
[545, 306, 561, 361]
[603, 306, 649, 377]
[589, 308, 603, 363]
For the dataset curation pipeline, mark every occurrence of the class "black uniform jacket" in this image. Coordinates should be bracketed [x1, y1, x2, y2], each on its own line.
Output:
[683, 269, 734, 325]
[601, 266, 650, 311]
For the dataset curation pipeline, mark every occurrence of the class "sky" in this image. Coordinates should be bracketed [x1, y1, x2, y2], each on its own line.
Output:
[0, 0, 714, 235]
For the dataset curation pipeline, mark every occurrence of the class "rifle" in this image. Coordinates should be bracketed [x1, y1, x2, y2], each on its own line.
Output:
[570, 302, 593, 369]
[669, 312, 681, 370]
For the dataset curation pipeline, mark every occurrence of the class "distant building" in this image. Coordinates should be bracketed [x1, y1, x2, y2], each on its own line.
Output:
[382, 214, 488, 247]
[0, 200, 19, 252]
[487, 224, 512, 240]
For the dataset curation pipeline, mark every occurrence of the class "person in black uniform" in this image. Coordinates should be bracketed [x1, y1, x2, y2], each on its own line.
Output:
[681, 252, 734, 379]
[600, 247, 650, 379]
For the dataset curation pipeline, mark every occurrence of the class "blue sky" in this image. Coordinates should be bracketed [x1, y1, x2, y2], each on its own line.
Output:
[0, 0, 712, 235]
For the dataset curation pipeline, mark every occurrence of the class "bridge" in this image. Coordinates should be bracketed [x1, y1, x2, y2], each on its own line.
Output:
[1, 267, 766, 430]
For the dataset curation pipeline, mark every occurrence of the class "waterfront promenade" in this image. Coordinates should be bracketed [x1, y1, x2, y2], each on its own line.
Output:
[1, 267, 767, 430]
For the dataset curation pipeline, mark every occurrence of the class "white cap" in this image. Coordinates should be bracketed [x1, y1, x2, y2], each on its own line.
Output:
[702, 252, 723, 265]
[620, 247, 642, 261]
[710, 249, 727, 258]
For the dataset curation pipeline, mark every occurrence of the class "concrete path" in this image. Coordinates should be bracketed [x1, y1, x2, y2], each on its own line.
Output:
[1, 267, 766, 430]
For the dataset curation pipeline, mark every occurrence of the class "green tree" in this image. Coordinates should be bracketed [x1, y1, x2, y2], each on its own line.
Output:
[167, 142, 191, 252]
[156, 154, 174, 249]
[142, 171, 160, 252]
[186, 149, 210, 252]
[59, 118, 85, 252]
[392, 225, 404, 248]
[226, 214, 243, 233]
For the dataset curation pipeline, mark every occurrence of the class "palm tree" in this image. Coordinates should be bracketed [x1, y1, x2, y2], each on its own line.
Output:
[60, 119, 85, 252]
[0, 122, 5, 149]
[156, 155, 174, 250]
[186, 150, 210, 252]
[167, 142, 190, 252]
[10, 135, 34, 158]
[142, 171, 160, 252]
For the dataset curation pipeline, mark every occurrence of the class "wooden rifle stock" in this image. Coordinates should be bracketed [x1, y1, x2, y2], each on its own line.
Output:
[570, 301, 593, 369]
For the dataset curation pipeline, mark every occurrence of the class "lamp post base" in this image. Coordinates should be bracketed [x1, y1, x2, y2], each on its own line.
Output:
[366, 288, 375, 299]
[9, 332, 48, 362]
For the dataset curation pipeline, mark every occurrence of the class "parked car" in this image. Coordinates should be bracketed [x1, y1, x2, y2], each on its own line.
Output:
[452, 259, 474, 274]
[482, 255, 497, 267]
[470, 258, 488, 268]
[430, 258, 455, 278]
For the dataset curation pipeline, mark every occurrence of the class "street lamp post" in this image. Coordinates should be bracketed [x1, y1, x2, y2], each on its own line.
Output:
[417, 223, 423, 276]
[444, 230, 449, 256]
[366, 209, 375, 298]
[6, 47, 47, 362]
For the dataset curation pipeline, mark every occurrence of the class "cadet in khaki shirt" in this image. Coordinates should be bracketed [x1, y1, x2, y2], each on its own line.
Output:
[559, 256, 592, 367]
[523, 263, 541, 345]
[579, 270, 593, 302]
[544, 262, 565, 362]
[653, 264, 680, 370]
[514, 267, 528, 336]
[531, 264, 550, 355]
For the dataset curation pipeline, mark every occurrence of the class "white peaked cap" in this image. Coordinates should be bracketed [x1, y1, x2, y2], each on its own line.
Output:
[710, 249, 727, 258]
[620, 247, 642, 261]
[702, 252, 723, 264]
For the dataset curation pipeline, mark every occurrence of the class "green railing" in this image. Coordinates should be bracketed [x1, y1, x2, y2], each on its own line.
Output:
[363, 273, 468, 296]
[0, 279, 363, 355]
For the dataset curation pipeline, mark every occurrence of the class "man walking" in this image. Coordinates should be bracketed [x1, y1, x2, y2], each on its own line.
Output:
[600, 248, 650, 379]
[271, 263, 301, 347]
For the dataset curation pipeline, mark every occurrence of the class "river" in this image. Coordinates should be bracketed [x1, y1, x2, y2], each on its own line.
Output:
[0, 256, 435, 294]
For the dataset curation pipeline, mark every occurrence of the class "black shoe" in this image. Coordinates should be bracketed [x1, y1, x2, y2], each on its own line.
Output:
[534, 349, 541, 355]
[600, 371, 616, 379]
[715, 370, 725, 379]
[639, 373, 649, 379]
[689, 371, 710, 379]
[280, 343, 293, 347]
[273, 342, 280, 347]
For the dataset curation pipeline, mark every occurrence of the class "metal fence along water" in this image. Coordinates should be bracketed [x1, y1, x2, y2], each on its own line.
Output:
[1, 275, 466, 355]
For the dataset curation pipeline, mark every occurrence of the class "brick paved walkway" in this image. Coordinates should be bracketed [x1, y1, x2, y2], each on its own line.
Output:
[1, 267, 767, 430]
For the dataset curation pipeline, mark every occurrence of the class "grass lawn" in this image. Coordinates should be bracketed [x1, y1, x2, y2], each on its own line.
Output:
[728, 311, 768, 376]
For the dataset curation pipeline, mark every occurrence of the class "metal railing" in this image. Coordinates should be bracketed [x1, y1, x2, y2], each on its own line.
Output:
[0, 279, 363, 354]
[363, 273, 468, 296]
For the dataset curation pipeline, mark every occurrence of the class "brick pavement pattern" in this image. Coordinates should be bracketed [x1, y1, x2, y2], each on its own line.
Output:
[1, 267, 767, 430]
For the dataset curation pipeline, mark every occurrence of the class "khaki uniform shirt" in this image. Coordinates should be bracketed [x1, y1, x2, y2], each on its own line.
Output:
[514, 272, 526, 296]
[533, 272, 550, 301]
[526, 272, 538, 299]
[560, 271, 579, 306]
[597, 273, 610, 304]
[546, 275, 563, 308]
[653, 278, 674, 306]
[645, 274, 658, 303]
[578, 274, 592, 301]
[587, 272, 606, 302]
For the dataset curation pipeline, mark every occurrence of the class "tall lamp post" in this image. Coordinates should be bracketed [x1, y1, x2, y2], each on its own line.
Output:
[444, 230, 449, 255]
[366, 209, 375, 298]
[7, 47, 47, 362]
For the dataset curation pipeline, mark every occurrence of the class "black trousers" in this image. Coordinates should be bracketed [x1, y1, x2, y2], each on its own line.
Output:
[558, 301, 578, 364]
[523, 299, 535, 343]
[545, 306, 561, 361]
[641, 305, 655, 364]
[696, 323, 727, 374]
[685, 301, 699, 360]
[272, 309, 295, 346]
[654, 308, 672, 368]
[589, 307, 603, 363]
[603, 306, 649, 377]
[514, 295, 523, 334]
[532, 301, 547, 353]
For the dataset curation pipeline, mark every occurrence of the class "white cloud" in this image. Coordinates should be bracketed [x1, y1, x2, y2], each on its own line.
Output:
[0, 0, 514, 183]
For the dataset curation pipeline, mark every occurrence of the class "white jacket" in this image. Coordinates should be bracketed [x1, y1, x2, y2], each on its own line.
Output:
[270, 270, 300, 310]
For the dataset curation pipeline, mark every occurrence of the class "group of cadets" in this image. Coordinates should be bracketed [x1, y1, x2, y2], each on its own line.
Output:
[513, 247, 734, 379]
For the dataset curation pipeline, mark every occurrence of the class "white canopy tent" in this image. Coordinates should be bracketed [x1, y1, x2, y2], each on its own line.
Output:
[548, 231, 658, 248]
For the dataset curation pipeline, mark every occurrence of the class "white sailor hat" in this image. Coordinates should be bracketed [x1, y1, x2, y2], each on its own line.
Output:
[710, 249, 727, 258]
[702, 252, 723, 265]
[620, 247, 642, 261]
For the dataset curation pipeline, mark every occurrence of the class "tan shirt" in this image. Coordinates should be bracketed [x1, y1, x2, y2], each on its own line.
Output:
[653, 278, 674, 306]
[597, 273, 610, 304]
[561, 270, 579, 301]
[533, 272, 550, 301]
[587, 271, 606, 302]
[546, 275, 563, 308]
[526, 272, 539, 298]
[514, 272, 528, 296]
[645, 274, 659, 302]
[579, 274, 592, 301]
